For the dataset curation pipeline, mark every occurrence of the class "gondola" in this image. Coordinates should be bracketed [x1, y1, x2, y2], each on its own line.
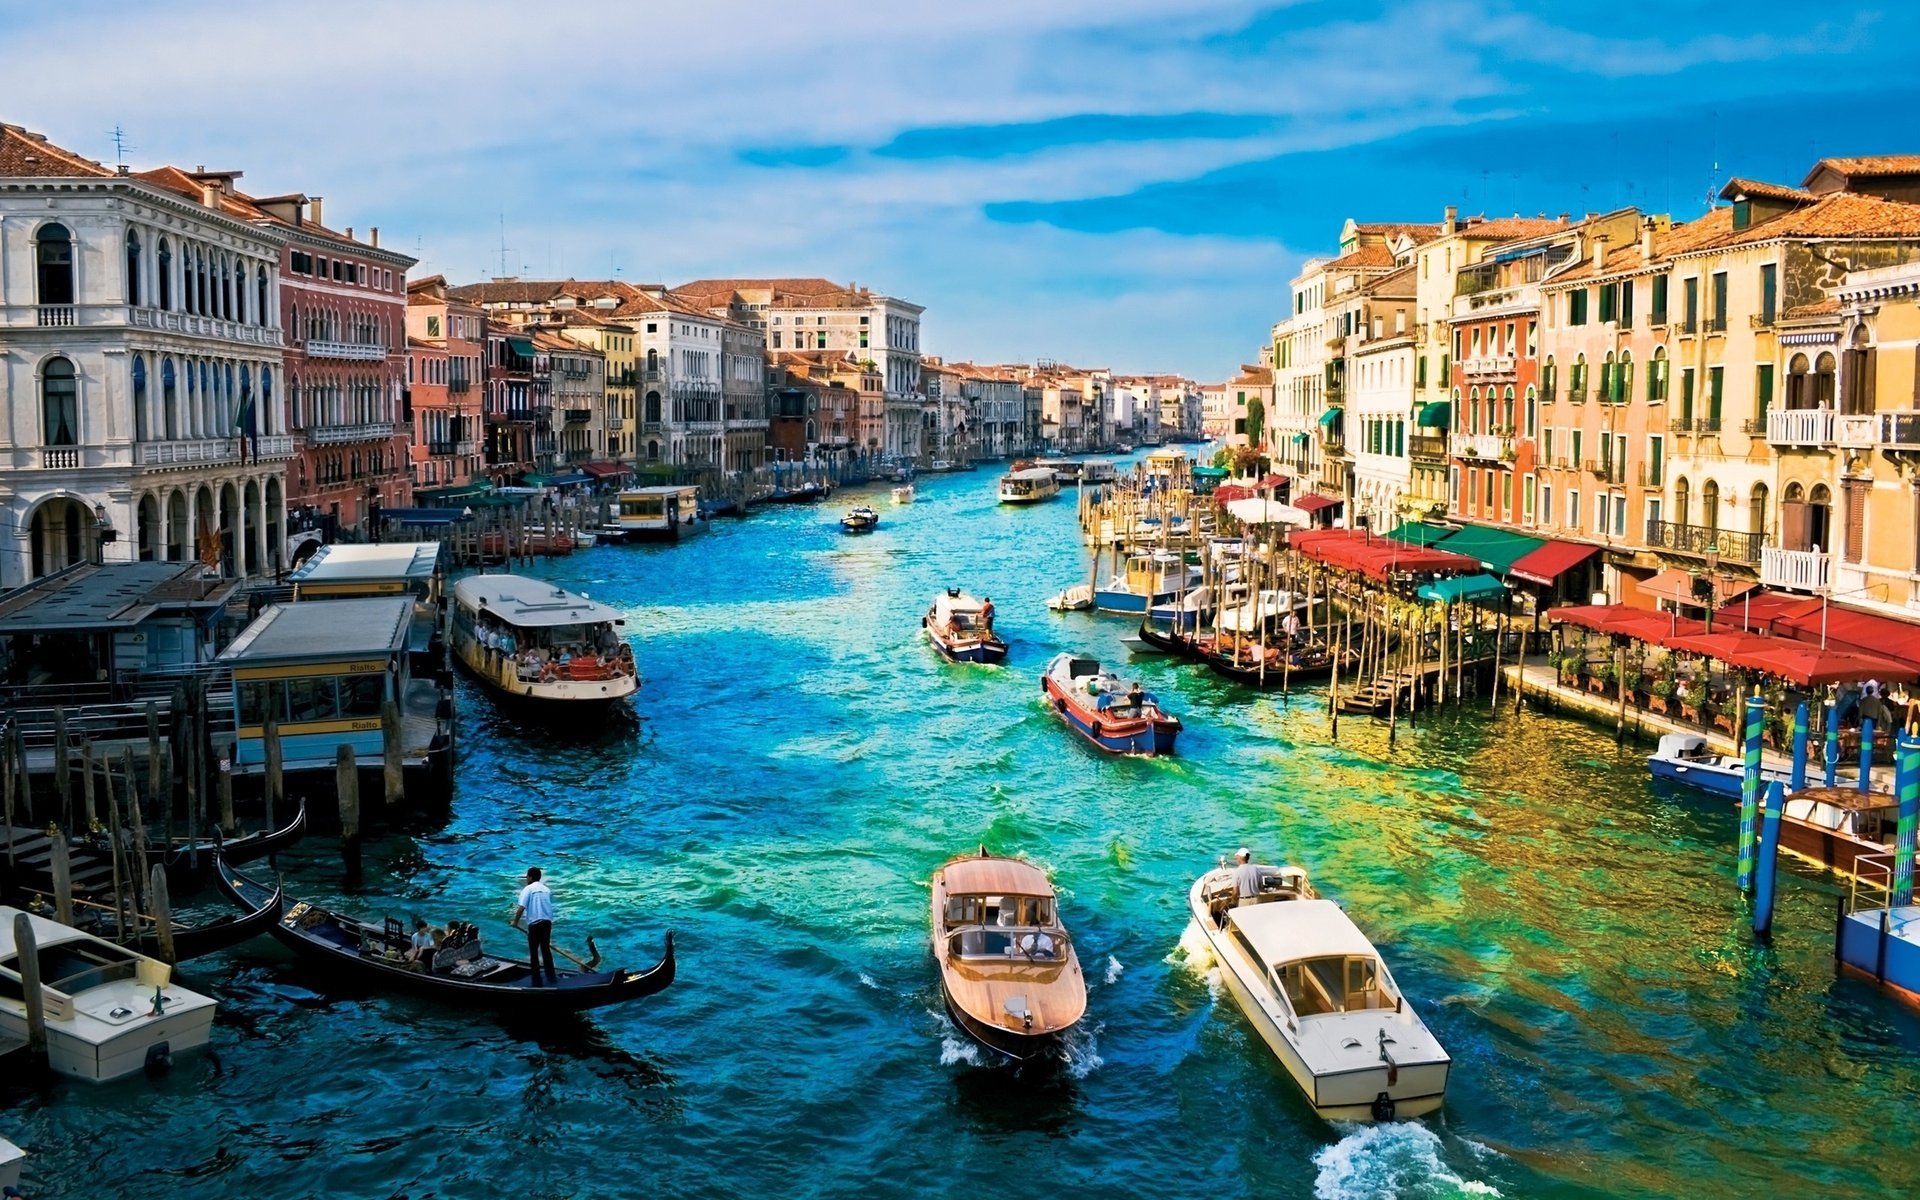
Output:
[1200, 643, 1355, 689]
[214, 859, 676, 1013]
[46, 876, 287, 963]
[4, 802, 307, 902]
[1135, 620, 1205, 661]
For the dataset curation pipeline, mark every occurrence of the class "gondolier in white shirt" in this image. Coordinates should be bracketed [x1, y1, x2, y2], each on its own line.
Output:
[511, 867, 558, 986]
[1233, 848, 1263, 899]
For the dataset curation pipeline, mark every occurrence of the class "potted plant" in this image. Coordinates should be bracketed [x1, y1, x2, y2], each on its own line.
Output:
[1623, 662, 1646, 706]
[1592, 660, 1617, 694]
[1650, 675, 1677, 715]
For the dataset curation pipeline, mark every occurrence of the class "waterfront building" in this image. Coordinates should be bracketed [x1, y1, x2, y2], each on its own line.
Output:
[405, 334, 451, 492]
[1201, 381, 1233, 443]
[766, 350, 880, 467]
[674, 277, 922, 461]
[1329, 265, 1415, 521]
[0, 125, 294, 588]
[481, 318, 542, 481]
[949, 363, 1028, 459]
[404, 276, 486, 500]
[556, 308, 638, 467]
[538, 329, 606, 472]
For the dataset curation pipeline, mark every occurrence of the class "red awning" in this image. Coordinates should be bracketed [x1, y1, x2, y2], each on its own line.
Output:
[1548, 604, 1707, 645]
[1294, 528, 1478, 582]
[1213, 484, 1253, 503]
[580, 461, 632, 479]
[1294, 494, 1343, 514]
[1664, 631, 1776, 659]
[1765, 600, 1920, 672]
[1736, 642, 1919, 686]
[1507, 539, 1602, 587]
[1639, 567, 1758, 608]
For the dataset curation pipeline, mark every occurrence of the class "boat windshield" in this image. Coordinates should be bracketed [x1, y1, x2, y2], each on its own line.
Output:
[1276, 955, 1392, 1016]
[944, 893, 1066, 961]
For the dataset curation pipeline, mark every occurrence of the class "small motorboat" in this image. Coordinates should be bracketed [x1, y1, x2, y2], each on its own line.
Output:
[0, 905, 218, 1082]
[1041, 652, 1181, 755]
[1774, 787, 1897, 877]
[1185, 860, 1450, 1122]
[925, 589, 1008, 665]
[931, 848, 1086, 1061]
[215, 859, 675, 1014]
[1046, 584, 1094, 612]
[840, 505, 881, 533]
[891, 484, 916, 504]
[1647, 732, 1792, 798]
[1094, 550, 1203, 616]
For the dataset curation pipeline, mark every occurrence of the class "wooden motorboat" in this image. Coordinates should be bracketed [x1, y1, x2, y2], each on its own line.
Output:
[1041, 653, 1181, 756]
[931, 849, 1086, 1061]
[1093, 549, 1201, 616]
[451, 575, 639, 710]
[0, 905, 218, 1082]
[1770, 786, 1895, 878]
[1647, 733, 1792, 798]
[924, 589, 1008, 665]
[840, 505, 880, 534]
[1186, 861, 1450, 1122]
[215, 859, 675, 1014]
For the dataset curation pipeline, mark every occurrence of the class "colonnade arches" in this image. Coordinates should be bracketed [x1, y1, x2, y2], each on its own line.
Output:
[132, 473, 286, 576]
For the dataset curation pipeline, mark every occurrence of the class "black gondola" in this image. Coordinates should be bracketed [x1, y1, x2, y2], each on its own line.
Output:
[1135, 620, 1204, 661]
[214, 858, 676, 1013]
[48, 877, 287, 962]
[1199, 643, 1355, 689]
[3, 802, 307, 902]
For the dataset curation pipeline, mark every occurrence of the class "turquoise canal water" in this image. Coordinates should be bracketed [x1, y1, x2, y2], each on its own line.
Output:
[9, 466, 1920, 1199]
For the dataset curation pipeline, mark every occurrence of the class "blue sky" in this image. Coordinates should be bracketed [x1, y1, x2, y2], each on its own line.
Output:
[8, 0, 1919, 377]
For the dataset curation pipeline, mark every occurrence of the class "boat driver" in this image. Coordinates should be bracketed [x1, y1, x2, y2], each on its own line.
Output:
[1233, 848, 1263, 899]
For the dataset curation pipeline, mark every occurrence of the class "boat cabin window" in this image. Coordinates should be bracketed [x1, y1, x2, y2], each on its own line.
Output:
[945, 893, 1062, 960]
[1276, 955, 1387, 1016]
[945, 894, 1051, 927]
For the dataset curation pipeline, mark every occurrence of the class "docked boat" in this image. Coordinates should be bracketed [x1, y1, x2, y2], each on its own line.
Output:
[1093, 549, 1202, 616]
[1046, 583, 1094, 612]
[1147, 584, 1215, 632]
[1201, 639, 1352, 688]
[1031, 457, 1083, 483]
[1185, 861, 1450, 1122]
[1773, 787, 1897, 877]
[5, 802, 309, 898]
[891, 484, 916, 504]
[1080, 459, 1117, 486]
[1041, 653, 1181, 755]
[924, 589, 1007, 665]
[479, 527, 575, 558]
[215, 860, 675, 1014]
[617, 485, 706, 542]
[840, 505, 880, 534]
[998, 467, 1061, 505]
[930, 849, 1086, 1061]
[926, 459, 959, 473]
[769, 481, 830, 504]
[0, 906, 218, 1082]
[1647, 732, 1793, 798]
[451, 575, 638, 709]
[1136, 619, 1206, 661]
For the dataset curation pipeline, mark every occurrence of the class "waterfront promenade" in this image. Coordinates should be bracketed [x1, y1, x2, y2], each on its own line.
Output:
[5, 466, 1919, 1199]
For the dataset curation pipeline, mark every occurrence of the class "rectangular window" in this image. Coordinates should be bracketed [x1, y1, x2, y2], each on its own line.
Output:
[1502, 472, 1513, 519]
[1621, 280, 1634, 327]
[1756, 364, 1775, 421]
[1760, 264, 1777, 324]
[1614, 491, 1627, 538]
[1450, 467, 1460, 506]
[1683, 277, 1699, 331]
[1568, 489, 1580, 530]
[1483, 469, 1495, 510]
[1598, 284, 1616, 324]
[1417, 356, 1427, 388]
[1680, 369, 1695, 421]
[1651, 275, 1669, 324]
[1439, 354, 1449, 382]
[1711, 272, 1728, 329]
[1524, 474, 1536, 522]
[1597, 492, 1611, 535]
[1541, 484, 1553, 525]
[1709, 366, 1724, 421]
[1542, 427, 1554, 463]
[1648, 435, 1663, 486]
[1569, 289, 1589, 325]
[1647, 496, 1662, 528]
[1572, 429, 1583, 468]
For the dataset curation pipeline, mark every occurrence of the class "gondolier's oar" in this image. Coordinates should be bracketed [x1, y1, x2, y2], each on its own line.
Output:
[551, 935, 602, 972]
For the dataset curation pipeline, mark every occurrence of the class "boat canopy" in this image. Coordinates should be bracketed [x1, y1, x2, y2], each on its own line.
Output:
[1228, 899, 1376, 966]
[453, 575, 625, 628]
[941, 856, 1056, 898]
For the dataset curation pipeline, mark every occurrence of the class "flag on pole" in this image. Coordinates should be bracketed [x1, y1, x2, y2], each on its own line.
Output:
[234, 385, 257, 464]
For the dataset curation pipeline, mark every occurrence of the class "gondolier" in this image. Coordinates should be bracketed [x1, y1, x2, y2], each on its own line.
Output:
[512, 868, 558, 986]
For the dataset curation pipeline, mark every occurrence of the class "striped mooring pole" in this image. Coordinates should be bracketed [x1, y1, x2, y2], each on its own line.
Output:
[1859, 717, 1877, 795]
[1789, 701, 1810, 793]
[1752, 780, 1786, 939]
[1823, 699, 1840, 788]
[1894, 727, 1920, 908]
[1737, 692, 1766, 893]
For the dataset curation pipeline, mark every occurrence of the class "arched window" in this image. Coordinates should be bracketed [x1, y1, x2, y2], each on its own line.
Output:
[220, 257, 234, 321]
[42, 357, 79, 446]
[1674, 476, 1691, 527]
[225, 363, 237, 431]
[261, 367, 274, 435]
[196, 247, 210, 315]
[126, 228, 142, 306]
[162, 358, 179, 439]
[1468, 386, 1481, 433]
[132, 353, 149, 442]
[36, 223, 74, 305]
[1618, 350, 1634, 405]
[1542, 355, 1557, 400]
[1814, 352, 1838, 410]
[1750, 482, 1769, 540]
[1701, 479, 1720, 532]
[1809, 483, 1833, 551]
[1524, 385, 1538, 439]
[1787, 353, 1810, 409]
[1649, 347, 1667, 403]
[1502, 384, 1516, 432]
[1572, 353, 1588, 397]
[157, 238, 173, 310]
[1600, 351, 1615, 403]
[257, 266, 269, 326]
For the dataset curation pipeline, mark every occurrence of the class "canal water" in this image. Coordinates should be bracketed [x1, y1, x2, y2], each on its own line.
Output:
[8, 465, 1920, 1199]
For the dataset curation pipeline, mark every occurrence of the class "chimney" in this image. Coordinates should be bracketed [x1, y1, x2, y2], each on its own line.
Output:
[1443, 204, 1458, 235]
[370, 227, 379, 248]
[116, 164, 129, 177]
[200, 181, 218, 208]
[309, 196, 324, 226]
[1640, 218, 1656, 262]
[345, 227, 353, 241]
[1592, 234, 1608, 269]
[1558, 212, 1570, 224]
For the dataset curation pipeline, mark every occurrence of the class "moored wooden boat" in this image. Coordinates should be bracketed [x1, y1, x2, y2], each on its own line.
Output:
[1136, 620, 1205, 661]
[931, 849, 1086, 1061]
[924, 589, 1007, 665]
[215, 859, 675, 1013]
[1185, 861, 1450, 1122]
[1041, 652, 1181, 755]
[1766, 786, 1894, 878]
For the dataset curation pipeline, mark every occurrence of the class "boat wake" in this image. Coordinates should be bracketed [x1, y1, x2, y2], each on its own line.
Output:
[1312, 1123, 1501, 1200]
[930, 1011, 986, 1068]
[1058, 1023, 1103, 1078]
[1103, 955, 1124, 985]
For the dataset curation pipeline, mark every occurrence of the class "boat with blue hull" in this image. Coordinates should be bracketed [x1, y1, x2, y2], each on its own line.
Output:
[1041, 653, 1181, 756]
[1092, 550, 1202, 616]
[925, 590, 1007, 664]
[1646, 733, 1792, 798]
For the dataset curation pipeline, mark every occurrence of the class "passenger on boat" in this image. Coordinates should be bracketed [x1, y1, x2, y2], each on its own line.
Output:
[1282, 611, 1301, 642]
[980, 597, 995, 630]
[407, 916, 442, 968]
[1017, 929, 1058, 960]
[1233, 848, 1261, 899]
[1126, 682, 1146, 713]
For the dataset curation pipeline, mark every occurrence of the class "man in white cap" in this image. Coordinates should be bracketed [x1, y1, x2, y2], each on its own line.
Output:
[1233, 848, 1263, 899]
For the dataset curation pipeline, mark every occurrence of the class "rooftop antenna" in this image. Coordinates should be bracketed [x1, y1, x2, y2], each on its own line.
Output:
[497, 212, 512, 279]
[108, 125, 133, 170]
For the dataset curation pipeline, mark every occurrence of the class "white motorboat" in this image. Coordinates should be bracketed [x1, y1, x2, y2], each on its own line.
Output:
[891, 484, 916, 504]
[1185, 863, 1450, 1122]
[0, 907, 217, 1083]
[451, 575, 639, 709]
[1046, 583, 1095, 612]
[0, 1136, 21, 1191]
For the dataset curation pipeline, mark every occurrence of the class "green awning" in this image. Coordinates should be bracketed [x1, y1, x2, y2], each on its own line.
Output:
[1437, 523, 1545, 575]
[1416, 402, 1450, 428]
[520, 474, 550, 487]
[1317, 408, 1342, 429]
[1385, 520, 1457, 548]
[507, 337, 536, 357]
[1418, 573, 1509, 604]
[1292, 432, 1310, 445]
[415, 482, 492, 503]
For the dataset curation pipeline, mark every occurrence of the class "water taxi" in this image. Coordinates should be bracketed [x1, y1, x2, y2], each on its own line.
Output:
[1080, 459, 1117, 486]
[1041, 653, 1181, 755]
[1185, 861, 1450, 1122]
[1, 906, 218, 1082]
[1093, 549, 1202, 616]
[891, 484, 916, 504]
[222, 597, 453, 792]
[840, 505, 880, 534]
[998, 467, 1061, 505]
[924, 589, 1007, 664]
[931, 849, 1086, 1060]
[450, 575, 638, 709]
[618, 485, 706, 542]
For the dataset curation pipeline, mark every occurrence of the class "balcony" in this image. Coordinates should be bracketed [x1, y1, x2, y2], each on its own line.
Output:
[137, 434, 294, 465]
[608, 416, 626, 431]
[427, 440, 456, 456]
[303, 339, 388, 362]
[1875, 410, 1920, 449]
[1451, 431, 1507, 462]
[1587, 459, 1627, 485]
[1668, 416, 1694, 433]
[1461, 354, 1517, 378]
[1638, 462, 1664, 488]
[1703, 316, 1727, 334]
[563, 407, 593, 424]
[1768, 408, 1833, 446]
[1695, 417, 1722, 434]
[1761, 546, 1833, 592]
[306, 421, 396, 445]
[1645, 519, 1761, 564]
[37, 304, 76, 327]
[1751, 312, 1777, 330]
[1409, 434, 1449, 462]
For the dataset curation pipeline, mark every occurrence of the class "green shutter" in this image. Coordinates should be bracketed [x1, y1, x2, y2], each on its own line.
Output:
[1652, 276, 1669, 323]
[1709, 366, 1724, 420]
[1680, 369, 1694, 421]
[1621, 280, 1635, 327]
[1757, 364, 1774, 418]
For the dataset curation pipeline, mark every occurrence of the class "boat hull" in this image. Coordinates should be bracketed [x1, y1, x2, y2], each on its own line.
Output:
[452, 633, 638, 712]
[941, 986, 1059, 1062]
[1201, 648, 1348, 688]
[928, 628, 1007, 665]
[1645, 755, 1792, 798]
[1040, 675, 1180, 756]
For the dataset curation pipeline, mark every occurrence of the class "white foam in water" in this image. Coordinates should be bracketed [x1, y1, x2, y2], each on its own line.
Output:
[1059, 1024, 1103, 1079]
[857, 971, 880, 990]
[1104, 955, 1125, 985]
[930, 1011, 986, 1068]
[1313, 1122, 1501, 1200]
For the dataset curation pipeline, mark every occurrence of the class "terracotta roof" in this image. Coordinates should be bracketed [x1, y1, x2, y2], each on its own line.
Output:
[1719, 177, 1815, 203]
[1366, 263, 1417, 295]
[1230, 364, 1273, 385]
[0, 123, 112, 178]
[1783, 298, 1841, 320]
[1324, 244, 1398, 270]
[1698, 191, 1920, 248]
[1803, 155, 1920, 185]
[1451, 215, 1570, 241]
[406, 336, 444, 351]
[674, 276, 873, 310]
[1353, 222, 1440, 240]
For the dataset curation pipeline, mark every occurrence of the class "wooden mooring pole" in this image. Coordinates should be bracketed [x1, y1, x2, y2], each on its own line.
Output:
[49, 834, 75, 927]
[53, 706, 71, 830]
[337, 745, 362, 884]
[264, 718, 284, 834]
[382, 700, 405, 810]
[14, 913, 48, 1067]
[148, 863, 176, 964]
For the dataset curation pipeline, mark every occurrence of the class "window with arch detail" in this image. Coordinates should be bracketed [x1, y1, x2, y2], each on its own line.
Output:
[37, 223, 74, 305]
[42, 357, 79, 446]
[126, 229, 142, 305]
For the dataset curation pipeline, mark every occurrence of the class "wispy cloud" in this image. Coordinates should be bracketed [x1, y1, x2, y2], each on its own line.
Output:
[3, 0, 1915, 377]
